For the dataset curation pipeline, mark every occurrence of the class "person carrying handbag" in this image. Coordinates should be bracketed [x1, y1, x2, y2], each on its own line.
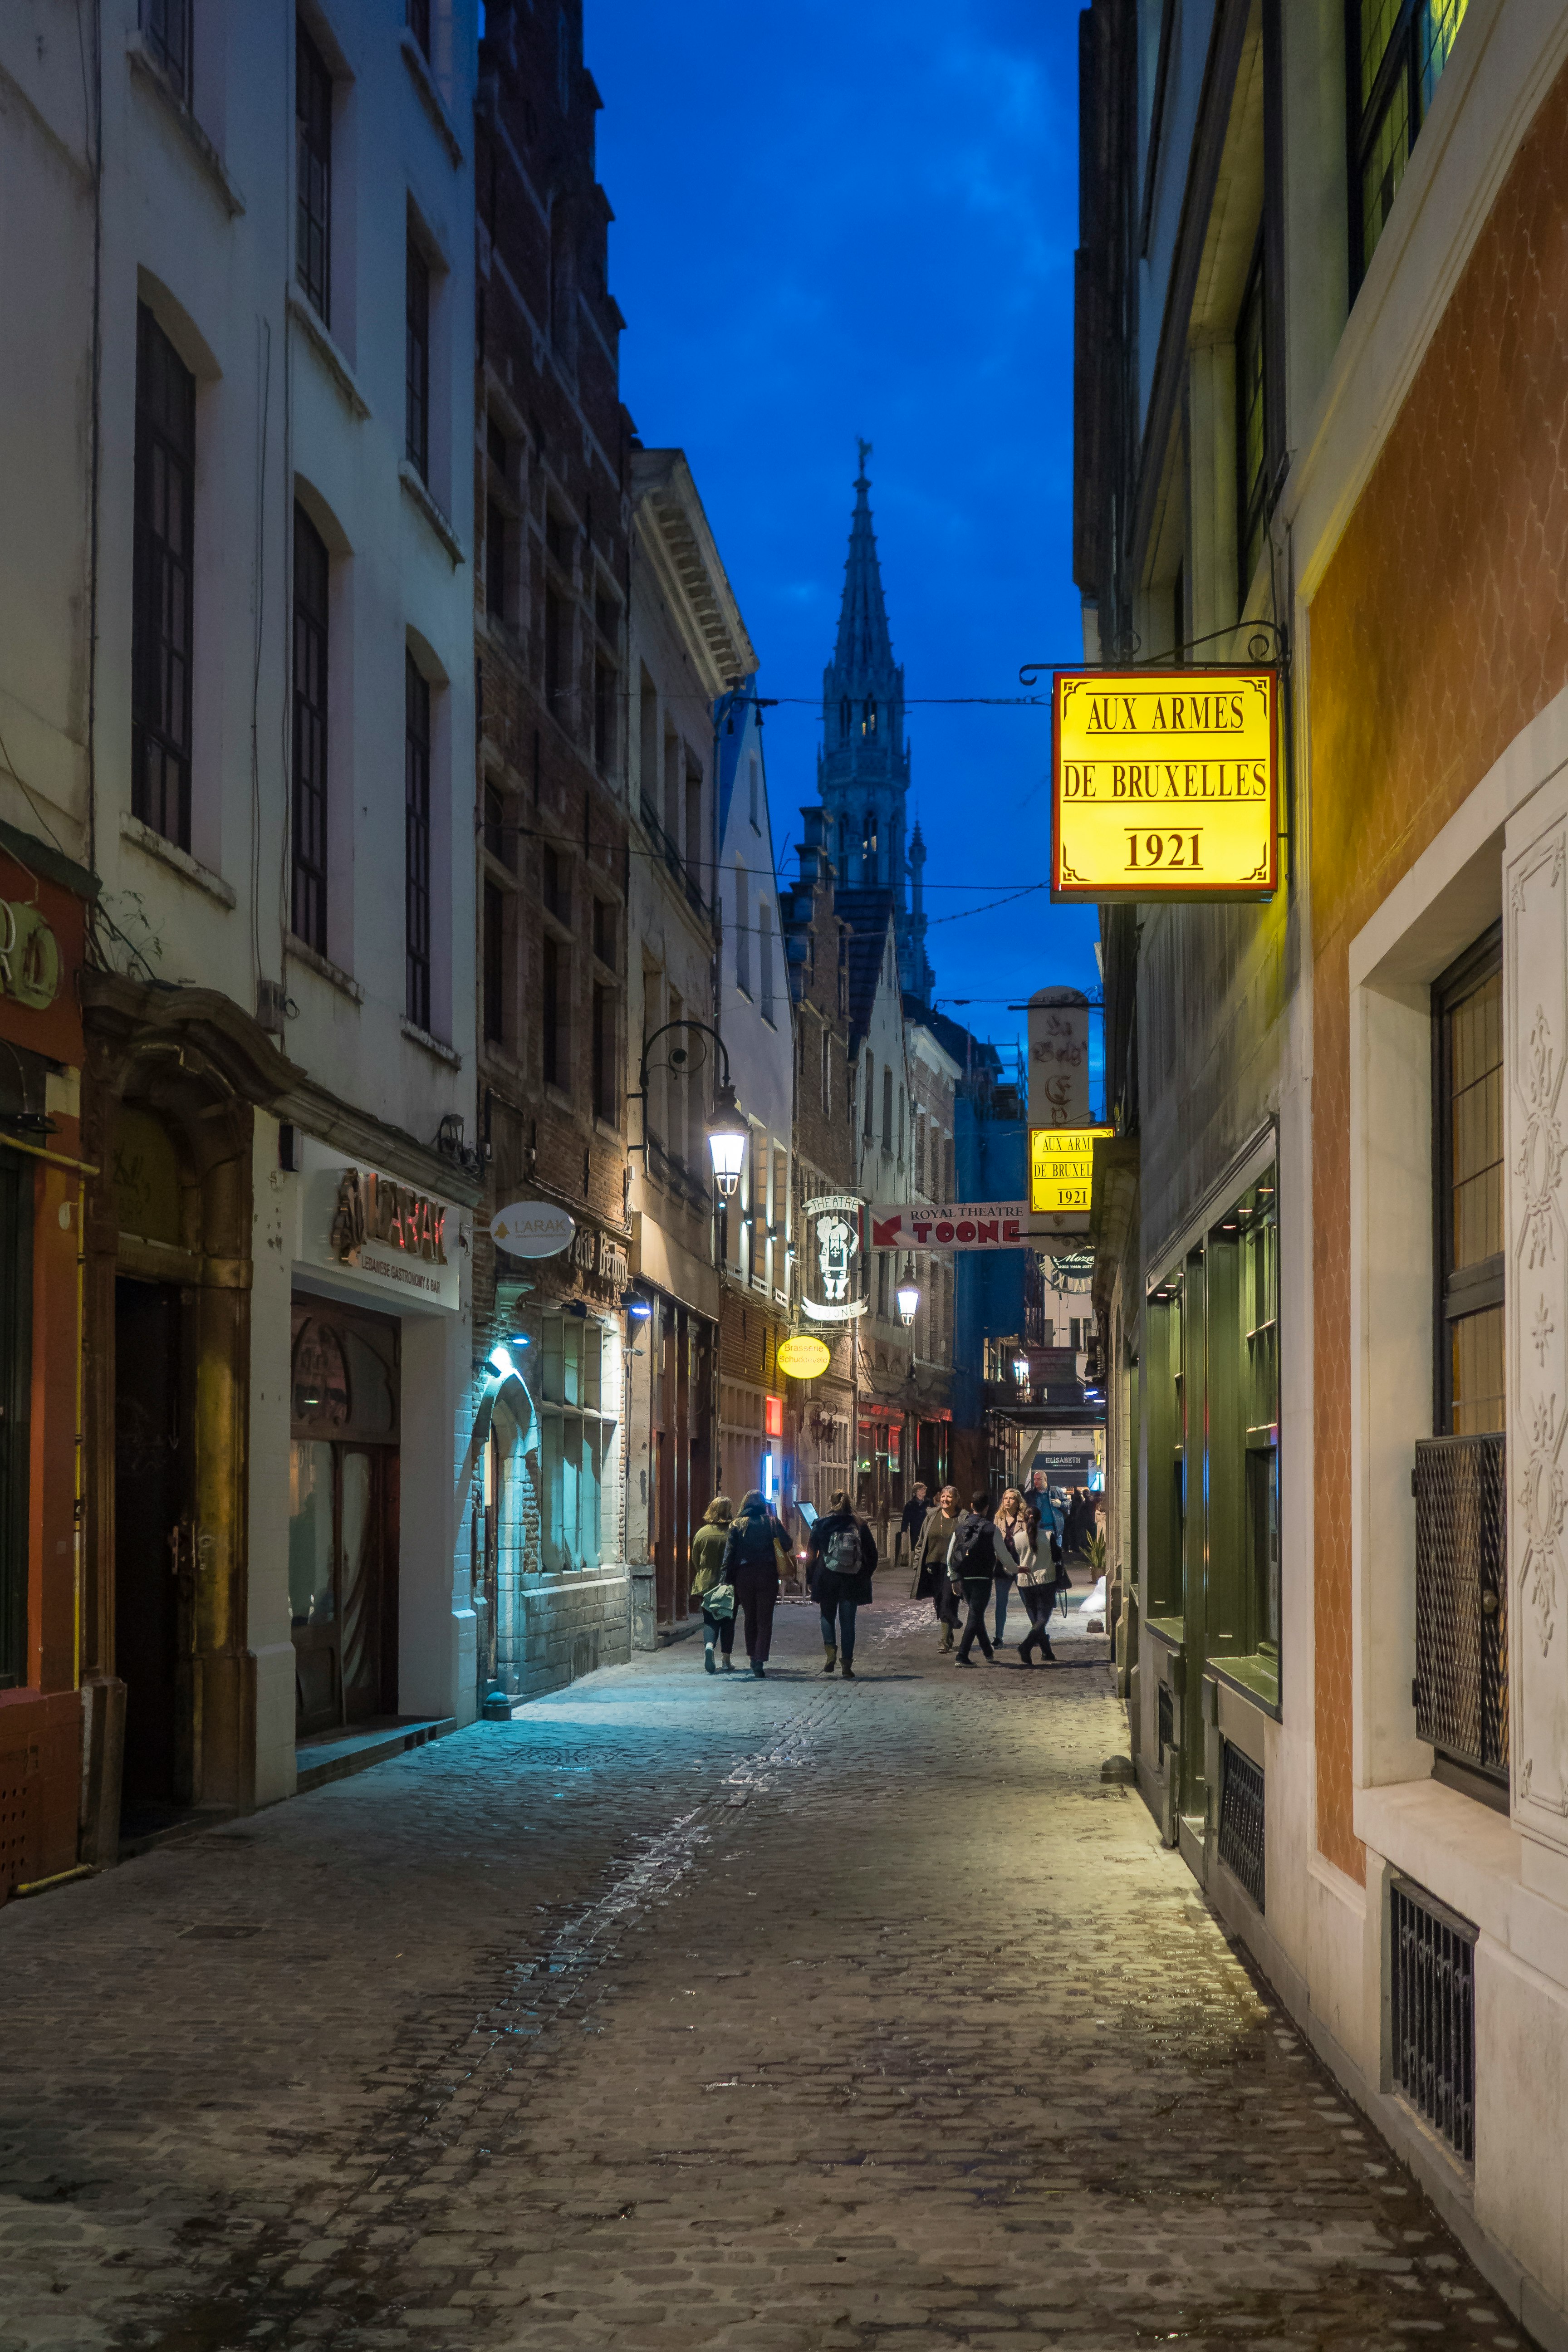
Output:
[691, 1495, 737, 1675]
[722, 1490, 789, 1678]
[806, 1489, 877, 1678]
[911, 1484, 964, 1648]
[1011, 1497, 1059, 1665]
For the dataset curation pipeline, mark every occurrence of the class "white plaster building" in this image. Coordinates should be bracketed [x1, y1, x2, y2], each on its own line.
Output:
[0, 0, 480, 1848]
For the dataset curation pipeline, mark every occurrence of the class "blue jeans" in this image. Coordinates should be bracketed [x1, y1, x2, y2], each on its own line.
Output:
[994, 1576, 1014, 1643]
[820, 1596, 858, 1661]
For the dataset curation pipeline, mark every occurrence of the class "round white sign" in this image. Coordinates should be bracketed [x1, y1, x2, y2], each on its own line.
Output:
[490, 1201, 575, 1259]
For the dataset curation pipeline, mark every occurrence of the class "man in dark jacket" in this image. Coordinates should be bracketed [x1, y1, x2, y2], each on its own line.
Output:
[951, 1490, 1003, 1664]
[896, 1482, 931, 1564]
[806, 1490, 876, 1679]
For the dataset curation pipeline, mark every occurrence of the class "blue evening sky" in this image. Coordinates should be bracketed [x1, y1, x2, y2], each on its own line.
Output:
[587, 0, 1100, 1077]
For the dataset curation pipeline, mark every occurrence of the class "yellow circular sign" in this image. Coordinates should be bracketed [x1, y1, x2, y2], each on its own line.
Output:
[777, 1333, 831, 1381]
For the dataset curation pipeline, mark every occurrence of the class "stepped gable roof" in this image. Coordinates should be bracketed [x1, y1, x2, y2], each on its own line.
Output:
[833, 884, 898, 1043]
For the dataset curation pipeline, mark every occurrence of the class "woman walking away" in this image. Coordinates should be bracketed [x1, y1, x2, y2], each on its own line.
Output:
[993, 1486, 1026, 1644]
[1010, 1492, 1057, 1665]
[691, 1496, 736, 1675]
[913, 1483, 965, 1650]
[807, 1490, 877, 1678]
[723, 1490, 789, 1678]
[951, 1491, 1004, 1665]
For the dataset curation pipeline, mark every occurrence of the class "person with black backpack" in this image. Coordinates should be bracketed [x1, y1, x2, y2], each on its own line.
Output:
[950, 1489, 1004, 1665]
[805, 1488, 877, 1679]
[721, 1490, 790, 1679]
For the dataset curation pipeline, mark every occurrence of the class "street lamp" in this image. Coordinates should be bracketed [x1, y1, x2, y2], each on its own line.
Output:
[705, 1078, 747, 1199]
[633, 1018, 747, 1199]
[895, 1260, 920, 1326]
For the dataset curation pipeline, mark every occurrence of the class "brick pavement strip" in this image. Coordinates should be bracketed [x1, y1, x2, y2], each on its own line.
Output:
[0, 1601, 1531, 2352]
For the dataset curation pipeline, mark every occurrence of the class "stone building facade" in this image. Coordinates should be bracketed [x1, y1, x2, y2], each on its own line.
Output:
[1078, 0, 1568, 2332]
[470, 0, 635, 1699]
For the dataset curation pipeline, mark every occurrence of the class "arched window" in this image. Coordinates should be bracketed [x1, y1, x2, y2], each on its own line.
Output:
[839, 697, 850, 740]
[862, 696, 877, 736]
[862, 810, 877, 886]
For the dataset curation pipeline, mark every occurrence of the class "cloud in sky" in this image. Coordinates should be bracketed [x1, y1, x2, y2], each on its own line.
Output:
[590, 0, 1100, 1059]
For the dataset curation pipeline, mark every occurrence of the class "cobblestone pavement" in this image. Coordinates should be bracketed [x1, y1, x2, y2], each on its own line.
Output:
[0, 1598, 1527, 2352]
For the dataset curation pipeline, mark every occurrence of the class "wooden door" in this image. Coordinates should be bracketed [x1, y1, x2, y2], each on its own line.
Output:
[114, 1278, 186, 1807]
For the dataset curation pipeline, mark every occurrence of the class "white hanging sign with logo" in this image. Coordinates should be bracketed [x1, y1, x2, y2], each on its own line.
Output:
[801, 1193, 867, 1322]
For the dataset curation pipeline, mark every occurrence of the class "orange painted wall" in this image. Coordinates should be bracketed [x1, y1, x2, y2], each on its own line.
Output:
[1308, 58, 1568, 1881]
[0, 845, 88, 1899]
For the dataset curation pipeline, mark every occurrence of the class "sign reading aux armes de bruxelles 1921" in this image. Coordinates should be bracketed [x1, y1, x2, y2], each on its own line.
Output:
[1052, 669, 1278, 902]
[1029, 1128, 1115, 1224]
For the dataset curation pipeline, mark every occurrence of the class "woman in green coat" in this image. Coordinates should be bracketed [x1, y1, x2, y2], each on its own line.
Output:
[691, 1496, 736, 1674]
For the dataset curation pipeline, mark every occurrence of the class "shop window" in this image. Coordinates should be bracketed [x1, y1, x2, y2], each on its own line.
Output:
[295, 19, 332, 322]
[537, 1315, 614, 1572]
[132, 305, 196, 850]
[1350, 0, 1470, 287]
[1434, 926, 1503, 1435]
[291, 504, 330, 953]
[1244, 1183, 1280, 1656]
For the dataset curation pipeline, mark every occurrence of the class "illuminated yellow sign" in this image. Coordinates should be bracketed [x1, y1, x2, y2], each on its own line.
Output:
[777, 1333, 832, 1380]
[1029, 1127, 1114, 1218]
[1052, 669, 1278, 901]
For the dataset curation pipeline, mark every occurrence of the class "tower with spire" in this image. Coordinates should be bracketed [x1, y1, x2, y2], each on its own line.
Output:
[817, 447, 934, 1005]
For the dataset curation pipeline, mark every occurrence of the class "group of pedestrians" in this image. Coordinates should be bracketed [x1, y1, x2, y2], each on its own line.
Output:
[907, 1481, 1073, 1665]
[688, 1486, 877, 1681]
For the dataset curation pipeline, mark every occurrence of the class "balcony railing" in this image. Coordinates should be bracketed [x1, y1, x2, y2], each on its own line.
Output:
[1413, 1432, 1507, 1785]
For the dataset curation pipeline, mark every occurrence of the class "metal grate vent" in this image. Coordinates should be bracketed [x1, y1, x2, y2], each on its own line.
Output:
[1217, 1739, 1265, 1911]
[1157, 1680, 1174, 1762]
[1390, 1873, 1476, 2163]
[1413, 1433, 1507, 1782]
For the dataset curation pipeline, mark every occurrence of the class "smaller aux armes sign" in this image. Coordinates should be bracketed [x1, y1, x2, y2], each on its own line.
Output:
[1051, 669, 1278, 902]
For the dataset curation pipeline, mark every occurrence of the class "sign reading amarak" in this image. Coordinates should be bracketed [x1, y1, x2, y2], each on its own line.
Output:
[1052, 668, 1278, 902]
[870, 1201, 1029, 1251]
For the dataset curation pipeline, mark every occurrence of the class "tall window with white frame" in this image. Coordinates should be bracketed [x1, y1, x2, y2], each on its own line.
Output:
[760, 902, 774, 1023]
[1435, 926, 1504, 1436]
[132, 306, 195, 850]
[1350, 0, 1470, 287]
[295, 21, 332, 321]
[291, 506, 330, 953]
[405, 653, 431, 1032]
[142, 0, 191, 99]
[735, 859, 750, 996]
[406, 236, 430, 482]
[1235, 230, 1267, 598]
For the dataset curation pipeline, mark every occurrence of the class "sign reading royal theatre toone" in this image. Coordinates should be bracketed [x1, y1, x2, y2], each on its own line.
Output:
[870, 1202, 1031, 1250]
[1052, 669, 1278, 902]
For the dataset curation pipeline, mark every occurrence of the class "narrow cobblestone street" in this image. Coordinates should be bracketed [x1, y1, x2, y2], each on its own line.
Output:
[0, 1602, 1520, 2352]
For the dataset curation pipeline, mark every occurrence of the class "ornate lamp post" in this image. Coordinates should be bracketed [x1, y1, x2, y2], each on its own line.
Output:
[633, 1018, 747, 1197]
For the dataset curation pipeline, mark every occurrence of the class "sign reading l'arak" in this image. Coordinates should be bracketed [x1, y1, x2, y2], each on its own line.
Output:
[1052, 667, 1278, 902]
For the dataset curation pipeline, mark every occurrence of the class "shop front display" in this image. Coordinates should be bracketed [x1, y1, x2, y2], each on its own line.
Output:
[288, 1303, 401, 1735]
